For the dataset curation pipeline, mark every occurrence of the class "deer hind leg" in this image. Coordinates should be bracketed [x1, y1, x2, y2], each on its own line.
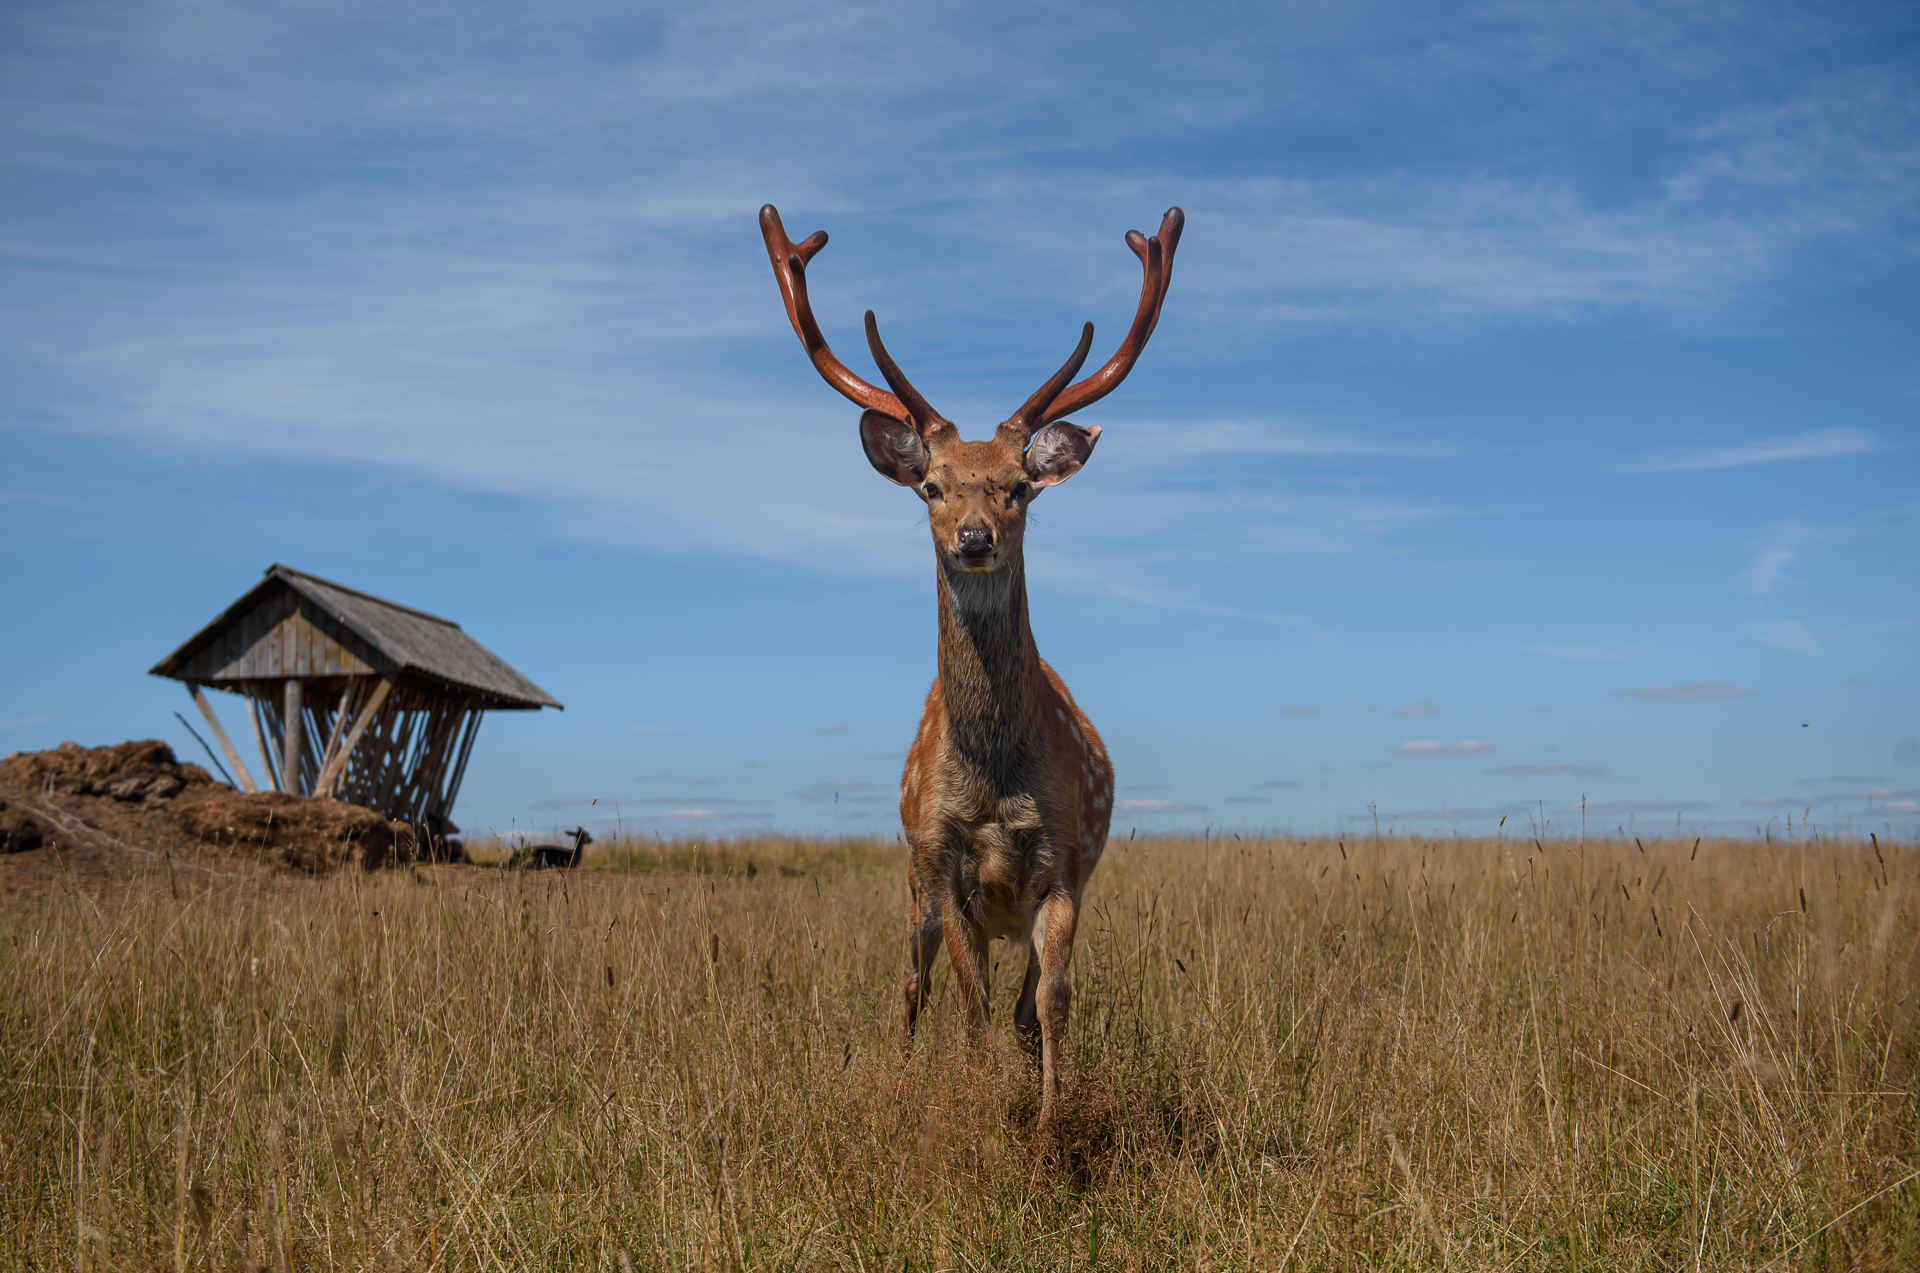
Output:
[1032, 890, 1080, 1141]
[901, 890, 945, 1045]
[1012, 941, 1042, 1061]
[941, 895, 993, 1051]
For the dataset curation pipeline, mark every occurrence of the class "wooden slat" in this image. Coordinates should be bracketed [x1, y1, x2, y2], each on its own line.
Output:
[314, 677, 393, 799]
[434, 702, 483, 821]
[188, 684, 258, 793]
[249, 690, 281, 793]
[317, 683, 354, 777]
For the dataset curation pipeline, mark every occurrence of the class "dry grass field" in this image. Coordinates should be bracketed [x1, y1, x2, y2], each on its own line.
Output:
[3, 830, 1916, 1270]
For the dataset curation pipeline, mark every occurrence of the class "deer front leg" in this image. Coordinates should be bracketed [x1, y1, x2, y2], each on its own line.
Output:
[1032, 890, 1079, 1142]
[901, 884, 945, 1046]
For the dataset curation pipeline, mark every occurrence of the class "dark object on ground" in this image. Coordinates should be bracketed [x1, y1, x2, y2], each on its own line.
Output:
[0, 800, 44, 853]
[419, 811, 469, 864]
[528, 826, 592, 870]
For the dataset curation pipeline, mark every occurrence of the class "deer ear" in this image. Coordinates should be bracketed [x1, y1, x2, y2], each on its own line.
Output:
[859, 409, 928, 486]
[1025, 421, 1101, 487]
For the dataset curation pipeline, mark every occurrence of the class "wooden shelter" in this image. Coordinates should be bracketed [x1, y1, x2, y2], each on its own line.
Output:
[151, 565, 561, 828]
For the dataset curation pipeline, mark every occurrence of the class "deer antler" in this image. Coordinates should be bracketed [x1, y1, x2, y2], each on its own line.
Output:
[1004, 207, 1184, 438]
[1000, 322, 1096, 441]
[759, 204, 909, 423]
[864, 312, 951, 437]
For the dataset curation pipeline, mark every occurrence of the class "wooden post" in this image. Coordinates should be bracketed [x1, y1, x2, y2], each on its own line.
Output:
[187, 684, 259, 793]
[284, 679, 305, 796]
[314, 678, 393, 799]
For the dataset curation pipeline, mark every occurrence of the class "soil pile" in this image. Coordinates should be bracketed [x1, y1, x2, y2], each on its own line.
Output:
[0, 740, 422, 898]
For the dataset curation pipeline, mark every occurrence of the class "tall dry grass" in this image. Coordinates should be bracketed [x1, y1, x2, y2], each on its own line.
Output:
[2, 831, 1915, 1270]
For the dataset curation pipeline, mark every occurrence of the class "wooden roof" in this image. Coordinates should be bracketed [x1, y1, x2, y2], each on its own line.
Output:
[151, 565, 562, 711]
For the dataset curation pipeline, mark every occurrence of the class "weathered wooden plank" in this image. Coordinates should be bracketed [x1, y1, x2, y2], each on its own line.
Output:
[188, 684, 258, 793]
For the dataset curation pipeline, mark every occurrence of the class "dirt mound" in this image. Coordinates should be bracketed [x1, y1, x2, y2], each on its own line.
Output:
[6, 738, 207, 802]
[0, 741, 425, 899]
[174, 789, 415, 874]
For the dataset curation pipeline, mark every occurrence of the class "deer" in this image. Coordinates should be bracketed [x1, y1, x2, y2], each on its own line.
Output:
[759, 202, 1182, 1143]
[529, 826, 591, 870]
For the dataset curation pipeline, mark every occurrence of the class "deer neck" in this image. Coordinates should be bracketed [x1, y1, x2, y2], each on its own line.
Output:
[935, 551, 1040, 779]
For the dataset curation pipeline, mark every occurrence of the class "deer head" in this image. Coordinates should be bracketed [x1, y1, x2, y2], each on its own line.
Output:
[759, 205, 1183, 579]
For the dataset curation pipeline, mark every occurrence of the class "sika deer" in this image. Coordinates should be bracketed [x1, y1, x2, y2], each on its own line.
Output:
[760, 204, 1182, 1141]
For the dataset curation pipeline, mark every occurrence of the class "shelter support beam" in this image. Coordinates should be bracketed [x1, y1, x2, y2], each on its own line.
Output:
[315, 677, 393, 799]
[250, 693, 281, 793]
[187, 684, 258, 793]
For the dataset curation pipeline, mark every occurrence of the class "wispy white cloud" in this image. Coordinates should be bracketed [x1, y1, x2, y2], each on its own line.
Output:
[1634, 428, 1880, 473]
[1391, 700, 1441, 718]
[1489, 763, 1609, 776]
[1740, 547, 1795, 595]
[1614, 683, 1754, 700]
[1393, 739, 1494, 755]
[1524, 643, 1628, 662]
[1749, 618, 1821, 656]
[5, 1, 1913, 592]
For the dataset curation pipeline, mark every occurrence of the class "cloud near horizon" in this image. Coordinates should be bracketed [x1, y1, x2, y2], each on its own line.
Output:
[1555, 798, 1714, 815]
[1116, 799, 1207, 815]
[1614, 683, 1754, 700]
[1391, 701, 1441, 717]
[1393, 739, 1494, 755]
[791, 781, 883, 803]
[1392, 805, 1525, 821]
[1489, 763, 1609, 776]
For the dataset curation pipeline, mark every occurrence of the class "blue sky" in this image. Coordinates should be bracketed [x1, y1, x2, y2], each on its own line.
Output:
[3, 0, 1916, 842]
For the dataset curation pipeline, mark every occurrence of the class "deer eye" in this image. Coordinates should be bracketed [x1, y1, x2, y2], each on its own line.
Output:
[1012, 481, 1033, 502]
[921, 482, 942, 501]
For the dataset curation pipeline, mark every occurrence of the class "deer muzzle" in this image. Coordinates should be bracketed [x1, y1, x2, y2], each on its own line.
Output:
[956, 525, 996, 563]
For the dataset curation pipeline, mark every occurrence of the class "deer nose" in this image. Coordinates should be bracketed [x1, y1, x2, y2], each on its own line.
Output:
[956, 525, 996, 557]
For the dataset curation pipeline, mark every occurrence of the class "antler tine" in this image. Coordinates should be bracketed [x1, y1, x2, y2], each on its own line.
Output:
[759, 204, 907, 420]
[864, 312, 950, 437]
[1039, 207, 1184, 425]
[999, 321, 1096, 445]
